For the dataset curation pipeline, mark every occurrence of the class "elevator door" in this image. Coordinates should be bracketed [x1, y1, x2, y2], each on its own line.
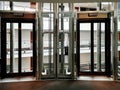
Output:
[40, 12, 74, 79]
[1, 18, 36, 78]
[76, 19, 111, 76]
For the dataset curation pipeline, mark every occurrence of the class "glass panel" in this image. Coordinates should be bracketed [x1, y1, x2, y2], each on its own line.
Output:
[42, 33, 54, 75]
[58, 33, 70, 76]
[94, 23, 105, 72]
[41, 13, 54, 77]
[0, 1, 10, 10]
[6, 23, 18, 73]
[42, 3, 53, 12]
[58, 13, 72, 77]
[80, 23, 91, 72]
[21, 23, 33, 72]
[101, 23, 105, 72]
[6, 23, 10, 73]
[43, 14, 54, 31]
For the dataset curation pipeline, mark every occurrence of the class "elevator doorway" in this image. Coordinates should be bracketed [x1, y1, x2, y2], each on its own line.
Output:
[0, 11, 36, 78]
[76, 12, 111, 76]
[39, 12, 74, 79]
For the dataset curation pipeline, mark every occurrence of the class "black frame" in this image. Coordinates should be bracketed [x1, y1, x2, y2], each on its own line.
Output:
[1, 18, 36, 78]
[76, 18, 111, 76]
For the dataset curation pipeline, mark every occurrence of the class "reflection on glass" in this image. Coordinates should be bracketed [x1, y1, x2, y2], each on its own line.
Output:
[42, 33, 54, 75]
[101, 23, 105, 72]
[41, 13, 54, 76]
[43, 15, 54, 31]
[94, 23, 105, 72]
[94, 23, 97, 72]
[6, 23, 18, 73]
[6, 23, 10, 73]
[58, 13, 71, 76]
[58, 16, 69, 31]
[58, 33, 70, 75]
[42, 3, 53, 12]
[21, 23, 33, 72]
[80, 23, 91, 72]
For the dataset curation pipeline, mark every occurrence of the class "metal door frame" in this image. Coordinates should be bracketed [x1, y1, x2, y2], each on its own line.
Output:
[39, 11, 74, 79]
[76, 18, 111, 76]
[1, 18, 36, 78]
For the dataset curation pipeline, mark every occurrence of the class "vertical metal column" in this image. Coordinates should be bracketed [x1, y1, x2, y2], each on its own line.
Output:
[0, 16, 1, 78]
[105, 19, 111, 76]
[33, 20, 37, 77]
[97, 23, 101, 71]
[69, 3, 74, 79]
[53, 3, 58, 79]
[37, 2, 42, 80]
[76, 20, 80, 76]
[18, 23, 21, 73]
[0, 17, 1, 78]
[91, 23, 94, 72]
[0, 17, 1, 60]
[113, 17, 118, 80]
[113, 2, 118, 80]
[59, 3, 64, 74]
[69, 3, 74, 11]
[10, 1, 13, 73]
[69, 12, 74, 79]
[48, 3, 52, 74]
[97, 3, 102, 71]
[1, 19, 7, 78]
[61, 3, 64, 74]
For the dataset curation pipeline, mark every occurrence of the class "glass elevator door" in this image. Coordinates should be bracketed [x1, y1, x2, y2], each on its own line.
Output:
[40, 12, 74, 79]
[76, 16, 111, 76]
[1, 18, 36, 78]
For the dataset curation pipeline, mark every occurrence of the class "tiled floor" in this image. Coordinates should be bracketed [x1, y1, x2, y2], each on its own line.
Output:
[0, 79, 119, 90]
[0, 76, 113, 83]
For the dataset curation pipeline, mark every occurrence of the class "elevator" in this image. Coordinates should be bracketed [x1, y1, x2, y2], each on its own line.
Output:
[0, 11, 37, 78]
[38, 12, 75, 79]
[76, 11, 111, 77]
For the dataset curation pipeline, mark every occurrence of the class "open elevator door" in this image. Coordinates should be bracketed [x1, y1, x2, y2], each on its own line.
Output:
[39, 12, 74, 79]
[76, 12, 111, 76]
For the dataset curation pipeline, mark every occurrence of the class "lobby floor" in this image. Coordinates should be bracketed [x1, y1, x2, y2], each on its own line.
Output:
[0, 80, 120, 90]
[0, 76, 119, 90]
[0, 76, 113, 83]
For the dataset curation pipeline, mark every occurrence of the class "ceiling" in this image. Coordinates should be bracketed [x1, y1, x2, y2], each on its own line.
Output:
[0, 0, 120, 3]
